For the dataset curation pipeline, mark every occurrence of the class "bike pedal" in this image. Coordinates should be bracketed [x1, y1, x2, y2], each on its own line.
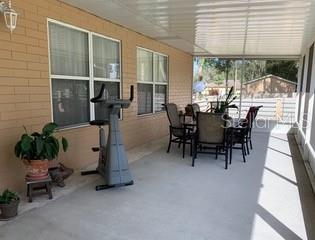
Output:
[92, 147, 100, 152]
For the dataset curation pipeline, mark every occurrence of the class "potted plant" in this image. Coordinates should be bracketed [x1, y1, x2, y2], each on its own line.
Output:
[0, 189, 20, 220]
[14, 122, 68, 180]
[208, 87, 238, 114]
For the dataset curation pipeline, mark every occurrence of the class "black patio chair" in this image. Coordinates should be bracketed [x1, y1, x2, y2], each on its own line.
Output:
[239, 105, 263, 153]
[185, 103, 200, 121]
[227, 126, 248, 164]
[191, 103, 200, 121]
[192, 112, 229, 169]
[165, 103, 194, 158]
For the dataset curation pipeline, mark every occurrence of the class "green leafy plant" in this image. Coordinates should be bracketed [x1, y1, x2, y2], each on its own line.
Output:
[0, 189, 19, 204]
[14, 123, 68, 161]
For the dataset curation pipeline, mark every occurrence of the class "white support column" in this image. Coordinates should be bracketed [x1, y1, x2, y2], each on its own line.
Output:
[239, 57, 245, 118]
[239, 0, 250, 118]
[305, 45, 315, 146]
[295, 57, 303, 123]
[303, 43, 315, 188]
[299, 50, 309, 134]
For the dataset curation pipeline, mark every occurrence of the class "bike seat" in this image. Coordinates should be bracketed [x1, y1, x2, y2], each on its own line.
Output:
[90, 120, 109, 126]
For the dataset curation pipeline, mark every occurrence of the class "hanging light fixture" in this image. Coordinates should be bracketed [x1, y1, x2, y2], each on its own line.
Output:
[0, 0, 18, 33]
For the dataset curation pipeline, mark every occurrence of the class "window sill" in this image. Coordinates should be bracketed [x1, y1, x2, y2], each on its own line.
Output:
[56, 123, 91, 132]
[137, 111, 166, 118]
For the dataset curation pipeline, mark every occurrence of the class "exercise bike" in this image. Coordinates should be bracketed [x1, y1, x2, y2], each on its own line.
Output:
[81, 84, 134, 191]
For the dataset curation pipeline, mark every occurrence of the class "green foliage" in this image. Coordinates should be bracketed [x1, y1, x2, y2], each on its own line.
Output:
[213, 74, 224, 85]
[266, 60, 298, 82]
[243, 60, 267, 82]
[194, 58, 236, 84]
[194, 58, 298, 86]
[208, 87, 238, 113]
[0, 189, 19, 204]
[212, 59, 233, 73]
[61, 137, 68, 152]
[14, 122, 69, 161]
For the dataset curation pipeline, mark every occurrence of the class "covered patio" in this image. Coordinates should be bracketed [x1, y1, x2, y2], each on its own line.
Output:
[1, 0, 315, 239]
[1, 131, 315, 239]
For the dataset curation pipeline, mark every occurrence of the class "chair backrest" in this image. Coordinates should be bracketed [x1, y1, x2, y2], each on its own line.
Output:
[243, 106, 263, 132]
[191, 103, 200, 120]
[185, 104, 193, 117]
[197, 112, 225, 144]
[208, 101, 219, 112]
[165, 103, 182, 128]
[254, 105, 263, 118]
[245, 107, 256, 127]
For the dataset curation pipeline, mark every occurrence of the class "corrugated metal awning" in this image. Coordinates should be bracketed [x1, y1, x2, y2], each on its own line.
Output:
[61, 0, 315, 57]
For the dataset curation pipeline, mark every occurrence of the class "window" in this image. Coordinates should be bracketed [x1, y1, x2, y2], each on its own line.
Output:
[137, 48, 168, 115]
[48, 20, 121, 128]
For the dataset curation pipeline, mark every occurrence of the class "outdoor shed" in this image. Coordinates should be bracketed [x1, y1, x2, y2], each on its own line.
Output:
[243, 74, 297, 97]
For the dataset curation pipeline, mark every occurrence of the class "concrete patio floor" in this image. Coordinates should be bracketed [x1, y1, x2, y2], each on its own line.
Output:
[0, 131, 315, 240]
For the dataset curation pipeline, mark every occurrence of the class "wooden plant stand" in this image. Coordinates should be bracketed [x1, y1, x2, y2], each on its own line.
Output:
[26, 176, 53, 203]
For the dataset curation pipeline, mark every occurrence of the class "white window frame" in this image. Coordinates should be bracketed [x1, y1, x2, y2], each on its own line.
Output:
[47, 19, 122, 129]
[137, 46, 168, 115]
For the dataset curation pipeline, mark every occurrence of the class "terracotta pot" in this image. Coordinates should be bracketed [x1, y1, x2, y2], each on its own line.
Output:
[0, 199, 19, 220]
[24, 159, 49, 180]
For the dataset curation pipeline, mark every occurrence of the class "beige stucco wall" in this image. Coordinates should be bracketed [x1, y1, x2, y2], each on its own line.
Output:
[0, 0, 192, 191]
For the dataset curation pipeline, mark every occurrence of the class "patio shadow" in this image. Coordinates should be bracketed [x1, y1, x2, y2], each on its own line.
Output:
[256, 204, 303, 240]
[264, 166, 297, 186]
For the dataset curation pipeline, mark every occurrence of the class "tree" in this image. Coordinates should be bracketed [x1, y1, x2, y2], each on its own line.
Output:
[212, 72, 224, 85]
[265, 60, 298, 82]
[194, 58, 238, 94]
[193, 58, 299, 95]
[242, 60, 266, 82]
[212, 59, 234, 94]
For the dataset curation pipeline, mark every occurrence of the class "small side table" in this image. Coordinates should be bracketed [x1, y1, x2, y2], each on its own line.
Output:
[26, 176, 53, 203]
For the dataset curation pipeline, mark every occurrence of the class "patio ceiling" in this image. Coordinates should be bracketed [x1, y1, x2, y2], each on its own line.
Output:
[62, 0, 315, 58]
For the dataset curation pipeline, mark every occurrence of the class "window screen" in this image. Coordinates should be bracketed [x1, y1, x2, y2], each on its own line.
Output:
[52, 79, 90, 127]
[138, 83, 153, 115]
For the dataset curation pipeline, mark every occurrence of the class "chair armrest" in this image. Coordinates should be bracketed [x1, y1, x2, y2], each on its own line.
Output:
[183, 123, 196, 127]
